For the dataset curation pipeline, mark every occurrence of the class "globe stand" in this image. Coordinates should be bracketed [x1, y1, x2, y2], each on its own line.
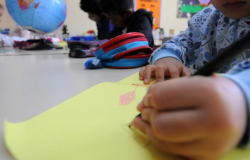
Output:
[25, 38, 63, 50]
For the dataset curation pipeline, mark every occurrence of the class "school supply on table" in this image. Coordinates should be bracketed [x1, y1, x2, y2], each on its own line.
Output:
[13, 39, 51, 49]
[87, 30, 98, 40]
[4, 73, 250, 160]
[68, 40, 108, 58]
[0, 28, 10, 35]
[62, 25, 70, 41]
[85, 32, 153, 69]
[13, 38, 62, 50]
[69, 36, 95, 41]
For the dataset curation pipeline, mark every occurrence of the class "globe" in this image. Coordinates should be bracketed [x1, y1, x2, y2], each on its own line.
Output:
[5, 0, 67, 50]
[6, 0, 67, 34]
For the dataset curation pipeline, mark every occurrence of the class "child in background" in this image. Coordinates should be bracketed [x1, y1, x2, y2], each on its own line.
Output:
[99, 0, 155, 49]
[0, 3, 28, 47]
[139, 0, 250, 84]
[132, 58, 250, 160]
[80, 0, 114, 40]
[11, 25, 34, 39]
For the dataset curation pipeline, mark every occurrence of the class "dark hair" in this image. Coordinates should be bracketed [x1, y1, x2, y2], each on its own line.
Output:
[79, 0, 101, 16]
[99, 0, 134, 15]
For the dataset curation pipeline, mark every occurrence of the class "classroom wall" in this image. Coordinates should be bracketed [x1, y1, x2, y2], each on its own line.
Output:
[0, 0, 188, 37]
[160, 0, 188, 35]
[0, 0, 16, 31]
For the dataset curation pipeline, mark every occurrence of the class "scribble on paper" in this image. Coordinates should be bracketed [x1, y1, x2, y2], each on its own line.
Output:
[122, 124, 151, 148]
[132, 84, 149, 88]
[120, 91, 136, 106]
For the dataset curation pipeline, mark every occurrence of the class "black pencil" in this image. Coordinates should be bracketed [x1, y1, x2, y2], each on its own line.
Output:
[129, 30, 250, 128]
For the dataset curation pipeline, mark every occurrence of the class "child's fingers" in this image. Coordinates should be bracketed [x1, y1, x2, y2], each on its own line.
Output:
[145, 77, 203, 111]
[143, 65, 156, 84]
[150, 138, 214, 160]
[137, 101, 144, 111]
[154, 67, 166, 82]
[167, 66, 181, 79]
[181, 65, 191, 77]
[132, 117, 208, 160]
[137, 100, 148, 111]
[141, 92, 153, 108]
[141, 108, 206, 143]
[141, 108, 154, 122]
[132, 117, 150, 134]
[139, 67, 145, 80]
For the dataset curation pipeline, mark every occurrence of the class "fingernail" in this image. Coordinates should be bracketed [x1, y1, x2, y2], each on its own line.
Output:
[144, 79, 148, 83]
[137, 102, 143, 111]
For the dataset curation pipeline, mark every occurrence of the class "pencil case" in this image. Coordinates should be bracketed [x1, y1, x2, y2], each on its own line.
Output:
[85, 32, 153, 69]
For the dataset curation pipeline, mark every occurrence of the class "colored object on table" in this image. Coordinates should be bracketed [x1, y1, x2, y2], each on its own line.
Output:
[6, 0, 67, 34]
[85, 32, 153, 69]
[6, 0, 67, 50]
[70, 36, 95, 41]
[85, 58, 104, 69]
[68, 40, 108, 58]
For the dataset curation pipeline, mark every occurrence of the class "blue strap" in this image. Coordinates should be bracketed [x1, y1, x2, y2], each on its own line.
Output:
[95, 41, 149, 60]
[103, 57, 149, 68]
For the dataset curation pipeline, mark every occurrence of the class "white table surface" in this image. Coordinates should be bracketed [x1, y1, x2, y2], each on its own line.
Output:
[0, 47, 140, 160]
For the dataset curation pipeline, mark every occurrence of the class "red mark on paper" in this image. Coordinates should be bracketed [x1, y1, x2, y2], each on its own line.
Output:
[120, 91, 136, 106]
[132, 84, 149, 88]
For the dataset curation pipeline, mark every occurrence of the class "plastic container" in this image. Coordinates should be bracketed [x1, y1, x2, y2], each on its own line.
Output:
[70, 36, 94, 41]
[1, 28, 10, 35]
[1, 31, 9, 35]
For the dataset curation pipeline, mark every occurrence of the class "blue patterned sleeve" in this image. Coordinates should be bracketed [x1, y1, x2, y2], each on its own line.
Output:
[148, 27, 194, 66]
[223, 59, 250, 147]
[149, 5, 219, 68]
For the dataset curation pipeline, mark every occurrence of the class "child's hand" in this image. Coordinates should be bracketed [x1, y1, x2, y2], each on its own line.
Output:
[139, 58, 190, 84]
[132, 75, 247, 160]
[20, 29, 31, 39]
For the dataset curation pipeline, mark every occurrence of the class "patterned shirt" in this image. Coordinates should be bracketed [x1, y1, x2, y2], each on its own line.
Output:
[149, 5, 250, 73]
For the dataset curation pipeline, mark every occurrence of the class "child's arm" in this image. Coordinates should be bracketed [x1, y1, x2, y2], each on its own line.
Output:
[0, 33, 27, 47]
[149, 30, 193, 65]
[140, 5, 218, 83]
[139, 57, 191, 84]
[132, 63, 250, 159]
[139, 25, 194, 84]
[11, 26, 32, 39]
[148, 5, 217, 67]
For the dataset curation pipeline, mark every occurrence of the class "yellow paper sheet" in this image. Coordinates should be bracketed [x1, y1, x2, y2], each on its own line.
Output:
[4, 73, 250, 160]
